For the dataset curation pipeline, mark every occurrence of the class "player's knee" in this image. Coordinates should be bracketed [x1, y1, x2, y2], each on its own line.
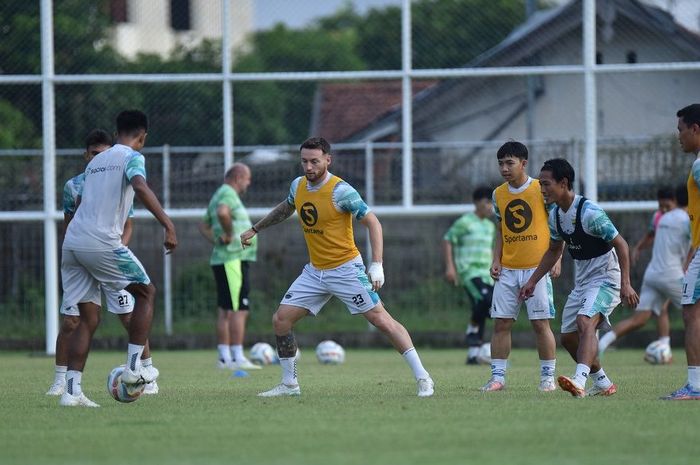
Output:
[82, 311, 101, 330]
[60, 316, 80, 333]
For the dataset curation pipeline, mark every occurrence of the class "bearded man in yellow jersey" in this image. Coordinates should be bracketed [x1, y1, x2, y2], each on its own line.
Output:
[480, 141, 560, 393]
[662, 104, 700, 400]
[240, 137, 434, 398]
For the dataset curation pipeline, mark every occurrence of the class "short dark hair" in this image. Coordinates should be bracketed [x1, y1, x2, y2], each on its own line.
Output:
[84, 129, 112, 151]
[300, 137, 330, 154]
[116, 110, 148, 136]
[657, 186, 675, 201]
[677, 104, 700, 127]
[675, 183, 688, 207]
[497, 140, 528, 160]
[472, 186, 492, 202]
[541, 158, 575, 191]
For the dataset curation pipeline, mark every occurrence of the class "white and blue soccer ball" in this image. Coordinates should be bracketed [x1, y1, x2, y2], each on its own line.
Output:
[315, 340, 345, 365]
[477, 342, 492, 365]
[249, 342, 277, 366]
[644, 340, 672, 365]
[107, 365, 145, 403]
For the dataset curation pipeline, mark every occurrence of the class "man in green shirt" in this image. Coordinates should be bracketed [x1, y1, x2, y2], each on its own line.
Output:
[443, 186, 495, 364]
[199, 163, 259, 370]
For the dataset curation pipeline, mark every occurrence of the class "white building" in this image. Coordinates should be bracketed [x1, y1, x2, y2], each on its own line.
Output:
[109, 0, 253, 59]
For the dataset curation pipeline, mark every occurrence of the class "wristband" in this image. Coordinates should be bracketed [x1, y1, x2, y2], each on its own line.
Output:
[252, 225, 258, 233]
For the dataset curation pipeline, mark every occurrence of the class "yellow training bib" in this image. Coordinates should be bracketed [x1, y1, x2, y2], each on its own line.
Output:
[687, 172, 700, 248]
[494, 179, 550, 269]
[295, 176, 360, 269]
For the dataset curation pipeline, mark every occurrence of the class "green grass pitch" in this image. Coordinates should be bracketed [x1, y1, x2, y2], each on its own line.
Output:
[1, 348, 698, 465]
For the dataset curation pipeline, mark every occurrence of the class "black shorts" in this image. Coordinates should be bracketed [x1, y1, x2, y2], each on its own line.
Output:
[212, 260, 251, 311]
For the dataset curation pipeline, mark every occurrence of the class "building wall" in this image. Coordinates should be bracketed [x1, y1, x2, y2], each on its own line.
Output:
[111, 0, 253, 59]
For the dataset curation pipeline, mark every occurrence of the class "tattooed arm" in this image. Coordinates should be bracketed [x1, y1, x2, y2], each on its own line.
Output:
[240, 200, 295, 247]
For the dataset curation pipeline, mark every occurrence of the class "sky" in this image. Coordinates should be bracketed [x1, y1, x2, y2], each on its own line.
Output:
[253, 0, 402, 30]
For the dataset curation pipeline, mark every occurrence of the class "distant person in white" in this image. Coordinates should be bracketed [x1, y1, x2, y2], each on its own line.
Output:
[599, 184, 690, 357]
[59, 110, 177, 407]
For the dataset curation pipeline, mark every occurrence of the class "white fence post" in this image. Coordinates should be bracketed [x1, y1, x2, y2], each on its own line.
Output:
[163, 144, 173, 336]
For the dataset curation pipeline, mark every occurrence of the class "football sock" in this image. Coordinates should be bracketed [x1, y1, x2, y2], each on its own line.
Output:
[401, 347, 430, 380]
[218, 344, 232, 363]
[280, 357, 298, 386]
[572, 363, 590, 388]
[466, 324, 479, 335]
[126, 343, 145, 372]
[598, 331, 617, 352]
[66, 370, 82, 396]
[467, 347, 479, 359]
[490, 359, 507, 383]
[688, 366, 700, 390]
[54, 365, 67, 384]
[659, 336, 670, 346]
[141, 357, 153, 368]
[590, 368, 613, 389]
[231, 344, 244, 361]
[540, 359, 556, 380]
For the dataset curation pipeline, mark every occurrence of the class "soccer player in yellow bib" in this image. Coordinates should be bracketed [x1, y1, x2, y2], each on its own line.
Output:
[240, 137, 434, 397]
[481, 141, 559, 393]
[662, 104, 700, 400]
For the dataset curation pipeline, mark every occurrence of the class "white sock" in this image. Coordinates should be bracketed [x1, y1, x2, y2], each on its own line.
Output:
[230, 344, 244, 361]
[54, 365, 67, 384]
[66, 370, 82, 396]
[688, 366, 700, 390]
[590, 368, 613, 389]
[659, 336, 670, 346]
[490, 359, 507, 383]
[218, 344, 232, 363]
[572, 363, 590, 388]
[540, 359, 556, 379]
[598, 331, 617, 352]
[141, 357, 153, 367]
[401, 347, 430, 380]
[280, 357, 298, 386]
[467, 347, 479, 358]
[127, 343, 145, 372]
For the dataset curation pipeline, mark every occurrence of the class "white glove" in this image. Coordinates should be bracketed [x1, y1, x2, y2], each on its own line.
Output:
[367, 262, 385, 290]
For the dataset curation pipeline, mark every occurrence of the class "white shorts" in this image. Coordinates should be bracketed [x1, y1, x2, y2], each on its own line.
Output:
[682, 251, 700, 306]
[61, 246, 150, 312]
[280, 257, 380, 315]
[560, 282, 620, 334]
[638, 274, 682, 316]
[490, 267, 555, 320]
[60, 287, 134, 316]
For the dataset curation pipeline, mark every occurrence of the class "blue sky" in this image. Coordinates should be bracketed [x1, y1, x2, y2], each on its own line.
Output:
[253, 0, 401, 30]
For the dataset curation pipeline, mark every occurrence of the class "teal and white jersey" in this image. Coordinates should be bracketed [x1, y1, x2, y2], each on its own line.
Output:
[63, 173, 86, 215]
[203, 183, 256, 265]
[63, 172, 134, 218]
[645, 208, 690, 280]
[443, 212, 494, 285]
[63, 144, 145, 251]
[287, 172, 370, 220]
[549, 195, 620, 287]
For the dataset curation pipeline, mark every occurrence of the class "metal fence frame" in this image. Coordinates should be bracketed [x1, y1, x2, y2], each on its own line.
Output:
[0, 0, 696, 353]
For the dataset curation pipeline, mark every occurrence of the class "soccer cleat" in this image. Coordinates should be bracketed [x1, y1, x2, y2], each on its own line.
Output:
[417, 377, 435, 397]
[586, 383, 617, 397]
[466, 356, 479, 365]
[121, 365, 159, 385]
[479, 378, 505, 392]
[538, 377, 557, 392]
[59, 392, 100, 407]
[143, 380, 159, 395]
[217, 359, 237, 369]
[46, 380, 66, 396]
[257, 383, 301, 397]
[557, 375, 585, 398]
[233, 358, 262, 370]
[660, 384, 700, 400]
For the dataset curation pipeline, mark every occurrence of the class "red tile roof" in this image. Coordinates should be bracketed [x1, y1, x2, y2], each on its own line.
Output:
[311, 80, 436, 142]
